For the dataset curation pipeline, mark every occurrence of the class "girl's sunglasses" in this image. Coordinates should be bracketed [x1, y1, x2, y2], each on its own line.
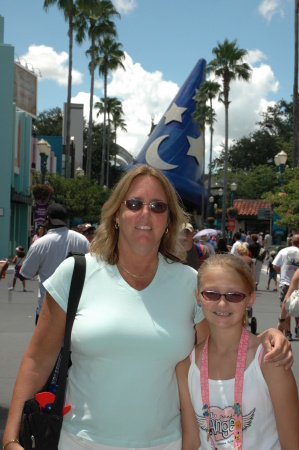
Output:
[200, 290, 247, 303]
[123, 198, 168, 214]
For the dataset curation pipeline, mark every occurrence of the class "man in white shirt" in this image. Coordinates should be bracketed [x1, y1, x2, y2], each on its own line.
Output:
[19, 203, 89, 323]
[264, 231, 272, 259]
[230, 232, 244, 256]
[273, 234, 299, 341]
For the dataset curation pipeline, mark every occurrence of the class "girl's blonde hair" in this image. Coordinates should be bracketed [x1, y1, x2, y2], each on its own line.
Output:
[89, 165, 189, 264]
[197, 254, 255, 326]
[197, 254, 255, 294]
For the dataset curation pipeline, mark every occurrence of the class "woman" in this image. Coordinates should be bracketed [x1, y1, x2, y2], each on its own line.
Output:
[278, 267, 299, 339]
[215, 237, 229, 254]
[31, 224, 46, 243]
[3, 165, 293, 450]
[236, 243, 256, 283]
[248, 233, 262, 290]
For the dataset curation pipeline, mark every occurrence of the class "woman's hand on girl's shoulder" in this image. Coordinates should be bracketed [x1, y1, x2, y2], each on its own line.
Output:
[259, 328, 293, 369]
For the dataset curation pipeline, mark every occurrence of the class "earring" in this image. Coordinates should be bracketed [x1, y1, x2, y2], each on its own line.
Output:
[164, 227, 169, 235]
[115, 222, 119, 230]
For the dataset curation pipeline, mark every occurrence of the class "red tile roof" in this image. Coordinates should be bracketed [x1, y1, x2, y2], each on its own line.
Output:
[233, 199, 270, 216]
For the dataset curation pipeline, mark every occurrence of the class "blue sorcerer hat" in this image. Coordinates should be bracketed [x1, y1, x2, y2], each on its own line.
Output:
[128, 58, 207, 210]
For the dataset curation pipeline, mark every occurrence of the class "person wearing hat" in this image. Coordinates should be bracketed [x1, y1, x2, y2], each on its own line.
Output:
[180, 223, 210, 270]
[8, 246, 27, 291]
[78, 223, 96, 243]
[19, 203, 90, 323]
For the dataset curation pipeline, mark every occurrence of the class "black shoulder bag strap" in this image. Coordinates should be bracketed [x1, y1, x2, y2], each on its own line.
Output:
[51, 254, 86, 416]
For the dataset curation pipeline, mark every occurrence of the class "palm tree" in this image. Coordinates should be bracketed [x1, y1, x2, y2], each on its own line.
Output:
[43, 0, 77, 178]
[97, 36, 125, 186]
[206, 38, 252, 236]
[195, 80, 221, 201]
[75, 0, 119, 179]
[95, 97, 124, 186]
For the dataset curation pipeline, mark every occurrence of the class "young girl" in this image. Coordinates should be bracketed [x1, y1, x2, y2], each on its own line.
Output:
[8, 246, 26, 291]
[176, 254, 299, 450]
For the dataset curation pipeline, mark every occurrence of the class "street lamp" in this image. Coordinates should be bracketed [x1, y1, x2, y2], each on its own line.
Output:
[228, 182, 238, 245]
[37, 139, 51, 184]
[274, 150, 288, 187]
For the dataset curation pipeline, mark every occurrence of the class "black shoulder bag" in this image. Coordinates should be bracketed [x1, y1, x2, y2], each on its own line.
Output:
[19, 254, 86, 450]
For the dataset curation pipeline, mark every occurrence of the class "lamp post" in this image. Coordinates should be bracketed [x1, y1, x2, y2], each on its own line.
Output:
[37, 139, 51, 184]
[208, 195, 214, 218]
[218, 188, 223, 209]
[274, 151, 288, 246]
[228, 182, 238, 245]
[274, 150, 288, 186]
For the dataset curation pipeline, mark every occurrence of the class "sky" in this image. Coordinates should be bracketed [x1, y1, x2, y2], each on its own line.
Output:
[0, 0, 296, 160]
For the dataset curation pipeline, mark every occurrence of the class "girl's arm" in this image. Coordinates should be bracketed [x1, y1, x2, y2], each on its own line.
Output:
[262, 358, 299, 449]
[176, 357, 200, 450]
[12, 255, 17, 264]
[2, 292, 66, 448]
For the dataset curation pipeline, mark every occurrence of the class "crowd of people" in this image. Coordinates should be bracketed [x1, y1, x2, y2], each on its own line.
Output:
[2, 165, 299, 450]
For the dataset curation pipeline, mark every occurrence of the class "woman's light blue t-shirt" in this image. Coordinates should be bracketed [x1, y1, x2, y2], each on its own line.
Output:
[43, 253, 204, 447]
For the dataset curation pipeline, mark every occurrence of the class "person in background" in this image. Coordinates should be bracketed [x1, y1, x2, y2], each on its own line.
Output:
[264, 230, 272, 259]
[8, 246, 26, 292]
[273, 234, 299, 341]
[180, 223, 209, 270]
[230, 231, 244, 256]
[77, 223, 96, 244]
[176, 255, 299, 450]
[245, 231, 253, 245]
[195, 234, 215, 256]
[239, 227, 246, 242]
[266, 250, 278, 291]
[31, 225, 46, 244]
[236, 243, 256, 284]
[0, 259, 10, 280]
[258, 231, 264, 246]
[248, 233, 262, 290]
[18, 203, 89, 324]
[215, 237, 229, 254]
[278, 267, 299, 339]
[3, 166, 292, 450]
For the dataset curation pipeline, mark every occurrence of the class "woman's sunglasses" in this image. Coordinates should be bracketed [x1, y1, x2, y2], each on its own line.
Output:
[200, 290, 247, 303]
[123, 198, 168, 214]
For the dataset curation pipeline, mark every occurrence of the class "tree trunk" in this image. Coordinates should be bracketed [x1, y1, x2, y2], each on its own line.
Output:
[100, 72, 107, 186]
[65, 4, 73, 179]
[86, 35, 95, 179]
[106, 113, 111, 188]
[221, 89, 229, 238]
[201, 129, 206, 225]
[293, 0, 299, 168]
[208, 99, 213, 198]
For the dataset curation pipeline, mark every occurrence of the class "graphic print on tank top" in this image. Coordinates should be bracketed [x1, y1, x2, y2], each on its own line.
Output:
[195, 406, 255, 446]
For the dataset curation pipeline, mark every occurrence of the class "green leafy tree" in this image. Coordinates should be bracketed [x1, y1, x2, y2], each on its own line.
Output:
[33, 107, 63, 136]
[263, 166, 299, 230]
[207, 38, 252, 236]
[75, 0, 119, 179]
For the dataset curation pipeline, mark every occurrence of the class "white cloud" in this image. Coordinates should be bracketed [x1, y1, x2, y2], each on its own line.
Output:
[246, 49, 267, 65]
[113, 0, 137, 14]
[258, 0, 284, 22]
[21, 45, 83, 86]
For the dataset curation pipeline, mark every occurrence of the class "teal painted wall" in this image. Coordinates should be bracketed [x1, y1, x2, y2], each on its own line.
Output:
[0, 16, 14, 259]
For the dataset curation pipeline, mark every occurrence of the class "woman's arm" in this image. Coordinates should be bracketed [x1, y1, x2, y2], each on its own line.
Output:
[195, 318, 209, 345]
[258, 328, 293, 369]
[278, 269, 299, 329]
[2, 292, 66, 448]
[262, 358, 299, 448]
[176, 357, 200, 450]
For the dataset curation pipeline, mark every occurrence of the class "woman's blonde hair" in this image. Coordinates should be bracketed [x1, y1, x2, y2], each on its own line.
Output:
[89, 165, 189, 264]
[197, 254, 255, 294]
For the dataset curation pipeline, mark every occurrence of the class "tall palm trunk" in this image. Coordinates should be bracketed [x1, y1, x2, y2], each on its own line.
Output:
[106, 113, 111, 187]
[65, 3, 73, 179]
[201, 130, 205, 226]
[294, 0, 299, 168]
[208, 101, 214, 198]
[86, 35, 95, 179]
[221, 77, 230, 237]
[100, 71, 107, 186]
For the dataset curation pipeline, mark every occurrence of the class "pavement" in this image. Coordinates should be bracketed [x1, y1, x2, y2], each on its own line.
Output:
[0, 262, 299, 442]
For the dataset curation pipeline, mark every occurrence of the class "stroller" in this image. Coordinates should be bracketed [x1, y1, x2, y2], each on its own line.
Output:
[247, 306, 257, 335]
